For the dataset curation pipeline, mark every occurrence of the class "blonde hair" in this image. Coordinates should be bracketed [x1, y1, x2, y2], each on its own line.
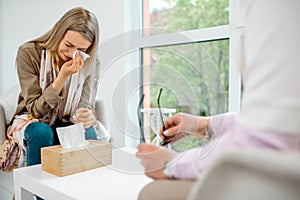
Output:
[32, 7, 99, 69]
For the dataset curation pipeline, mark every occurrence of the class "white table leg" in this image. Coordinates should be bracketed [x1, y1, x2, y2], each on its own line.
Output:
[15, 184, 35, 200]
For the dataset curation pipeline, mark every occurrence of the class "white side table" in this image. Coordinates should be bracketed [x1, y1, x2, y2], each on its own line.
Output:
[141, 108, 176, 145]
[13, 148, 152, 200]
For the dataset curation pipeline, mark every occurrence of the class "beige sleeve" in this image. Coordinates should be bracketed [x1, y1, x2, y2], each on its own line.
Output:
[16, 45, 62, 118]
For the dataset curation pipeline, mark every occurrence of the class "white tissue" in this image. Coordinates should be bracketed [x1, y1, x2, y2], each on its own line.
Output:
[72, 50, 90, 61]
[57, 123, 90, 149]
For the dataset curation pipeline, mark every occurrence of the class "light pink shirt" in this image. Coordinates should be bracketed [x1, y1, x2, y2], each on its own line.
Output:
[171, 113, 300, 180]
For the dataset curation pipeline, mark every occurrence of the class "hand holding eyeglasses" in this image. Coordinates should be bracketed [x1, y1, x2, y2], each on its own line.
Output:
[160, 113, 211, 145]
[137, 88, 209, 146]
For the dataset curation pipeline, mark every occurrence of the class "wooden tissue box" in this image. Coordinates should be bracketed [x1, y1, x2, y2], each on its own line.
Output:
[41, 140, 112, 176]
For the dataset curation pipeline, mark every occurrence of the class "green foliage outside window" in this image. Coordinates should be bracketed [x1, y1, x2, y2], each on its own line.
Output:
[147, 0, 229, 116]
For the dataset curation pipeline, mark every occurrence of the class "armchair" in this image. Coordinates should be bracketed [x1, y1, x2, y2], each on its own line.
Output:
[188, 149, 300, 200]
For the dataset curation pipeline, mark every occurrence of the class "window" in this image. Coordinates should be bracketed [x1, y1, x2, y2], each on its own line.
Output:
[125, 0, 242, 145]
[144, 39, 229, 116]
[145, 0, 229, 36]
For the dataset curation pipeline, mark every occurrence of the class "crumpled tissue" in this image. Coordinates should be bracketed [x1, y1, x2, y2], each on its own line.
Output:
[72, 50, 90, 61]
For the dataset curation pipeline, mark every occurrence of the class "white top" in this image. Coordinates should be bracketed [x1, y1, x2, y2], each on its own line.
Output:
[238, 0, 300, 135]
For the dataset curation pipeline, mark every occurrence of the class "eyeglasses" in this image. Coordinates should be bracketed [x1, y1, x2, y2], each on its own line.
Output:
[157, 88, 166, 132]
[137, 89, 175, 145]
[137, 94, 145, 143]
[158, 88, 176, 146]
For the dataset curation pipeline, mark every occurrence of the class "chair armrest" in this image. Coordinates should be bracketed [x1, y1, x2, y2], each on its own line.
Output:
[0, 84, 20, 144]
[0, 103, 6, 144]
[188, 149, 300, 200]
[95, 99, 109, 130]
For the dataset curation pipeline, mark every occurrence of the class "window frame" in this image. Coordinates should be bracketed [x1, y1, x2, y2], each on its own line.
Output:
[125, 0, 242, 146]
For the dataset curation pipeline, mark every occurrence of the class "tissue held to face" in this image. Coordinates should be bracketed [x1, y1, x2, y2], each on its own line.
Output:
[72, 50, 90, 61]
[57, 30, 91, 62]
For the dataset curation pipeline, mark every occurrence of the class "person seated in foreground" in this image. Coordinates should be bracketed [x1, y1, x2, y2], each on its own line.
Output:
[136, 0, 300, 182]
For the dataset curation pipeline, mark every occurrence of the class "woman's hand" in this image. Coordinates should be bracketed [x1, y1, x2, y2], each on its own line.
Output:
[136, 143, 176, 179]
[60, 52, 84, 77]
[73, 108, 95, 129]
[52, 53, 84, 93]
[160, 113, 210, 142]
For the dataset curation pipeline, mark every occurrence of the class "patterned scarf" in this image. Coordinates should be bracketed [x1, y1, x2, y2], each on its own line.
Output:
[40, 49, 84, 125]
[0, 50, 88, 172]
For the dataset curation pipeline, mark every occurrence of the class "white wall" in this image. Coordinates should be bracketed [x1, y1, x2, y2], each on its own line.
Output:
[0, 1, 2, 94]
[0, 0, 136, 148]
